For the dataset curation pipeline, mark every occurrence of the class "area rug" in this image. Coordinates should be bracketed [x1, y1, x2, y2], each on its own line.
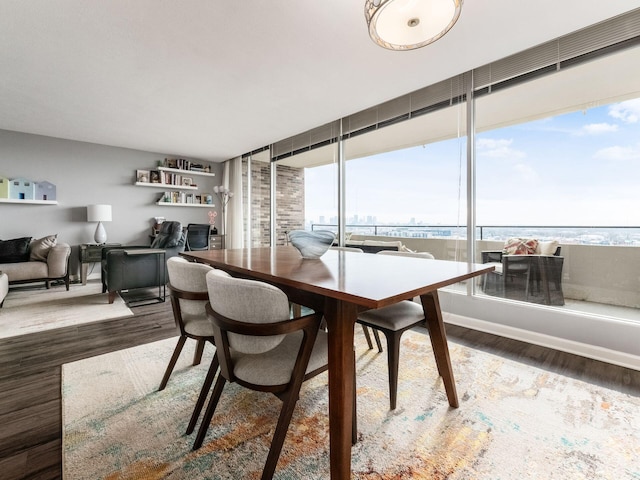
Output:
[0, 279, 133, 338]
[62, 329, 640, 480]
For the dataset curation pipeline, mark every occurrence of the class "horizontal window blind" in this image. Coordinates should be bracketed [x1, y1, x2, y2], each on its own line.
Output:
[266, 7, 640, 163]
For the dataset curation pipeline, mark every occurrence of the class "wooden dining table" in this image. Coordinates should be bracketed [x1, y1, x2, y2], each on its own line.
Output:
[181, 246, 494, 479]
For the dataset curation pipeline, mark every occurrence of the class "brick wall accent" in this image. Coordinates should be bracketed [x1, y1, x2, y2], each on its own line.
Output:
[243, 160, 304, 246]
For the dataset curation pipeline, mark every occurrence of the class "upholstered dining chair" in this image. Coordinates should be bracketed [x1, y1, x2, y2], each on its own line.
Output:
[356, 250, 435, 410]
[193, 269, 341, 480]
[161, 256, 220, 435]
[329, 245, 384, 352]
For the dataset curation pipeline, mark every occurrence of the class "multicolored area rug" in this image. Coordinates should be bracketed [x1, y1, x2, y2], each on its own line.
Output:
[62, 329, 640, 479]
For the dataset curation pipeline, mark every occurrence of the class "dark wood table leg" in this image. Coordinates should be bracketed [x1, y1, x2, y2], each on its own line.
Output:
[323, 297, 358, 479]
[420, 290, 459, 408]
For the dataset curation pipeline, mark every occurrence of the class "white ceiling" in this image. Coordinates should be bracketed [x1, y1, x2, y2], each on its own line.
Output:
[1, 1, 639, 163]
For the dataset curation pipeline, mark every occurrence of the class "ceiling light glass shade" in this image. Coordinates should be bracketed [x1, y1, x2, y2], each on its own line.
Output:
[365, 0, 463, 51]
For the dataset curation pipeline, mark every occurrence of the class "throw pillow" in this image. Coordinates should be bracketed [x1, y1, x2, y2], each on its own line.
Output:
[503, 237, 538, 255]
[0, 237, 33, 263]
[29, 234, 58, 262]
[537, 240, 559, 256]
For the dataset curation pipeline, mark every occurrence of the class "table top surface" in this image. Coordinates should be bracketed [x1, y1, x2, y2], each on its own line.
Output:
[181, 247, 494, 310]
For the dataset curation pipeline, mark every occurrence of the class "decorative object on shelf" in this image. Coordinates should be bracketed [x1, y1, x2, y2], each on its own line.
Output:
[208, 210, 218, 235]
[288, 230, 335, 259]
[35, 181, 56, 201]
[87, 204, 112, 244]
[9, 177, 35, 200]
[213, 185, 234, 235]
[153, 217, 165, 236]
[364, 0, 463, 51]
[136, 170, 150, 183]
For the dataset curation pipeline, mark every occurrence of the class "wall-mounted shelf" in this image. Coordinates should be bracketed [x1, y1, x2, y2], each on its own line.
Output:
[158, 167, 216, 178]
[0, 198, 58, 205]
[135, 182, 197, 191]
[156, 201, 215, 208]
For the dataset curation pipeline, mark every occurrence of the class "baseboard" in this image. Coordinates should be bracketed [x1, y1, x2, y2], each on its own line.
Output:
[444, 312, 640, 371]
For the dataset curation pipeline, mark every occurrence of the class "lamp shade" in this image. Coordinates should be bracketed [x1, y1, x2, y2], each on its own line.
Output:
[87, 204, 112, 222]
[365, 0, 463, 51]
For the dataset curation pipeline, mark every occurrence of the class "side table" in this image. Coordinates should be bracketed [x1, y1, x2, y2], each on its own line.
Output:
[79, 243, 121, 285]
[209, 234, 225, 250]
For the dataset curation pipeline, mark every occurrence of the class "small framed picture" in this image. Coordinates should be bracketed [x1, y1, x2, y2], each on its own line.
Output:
[136, 169, 150, 183]
[150, 170, 161, 183]
[195, 195, 202, 204]
[182, 177, 193, 186]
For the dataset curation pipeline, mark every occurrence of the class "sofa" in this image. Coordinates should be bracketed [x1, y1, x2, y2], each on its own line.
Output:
[0, 235, 71, 291]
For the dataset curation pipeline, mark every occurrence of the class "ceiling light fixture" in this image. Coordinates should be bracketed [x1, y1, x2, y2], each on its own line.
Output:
[365, 0, 463, 51]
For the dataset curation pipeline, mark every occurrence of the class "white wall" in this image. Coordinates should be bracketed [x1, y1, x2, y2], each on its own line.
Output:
[0, 129, 223, 276]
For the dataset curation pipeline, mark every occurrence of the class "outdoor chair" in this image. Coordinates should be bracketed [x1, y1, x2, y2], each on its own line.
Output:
[161, 257, 220, 436]
[482, 239, 564, 305]
[193, 269, 354, 480]
[356, 250, 435, 410]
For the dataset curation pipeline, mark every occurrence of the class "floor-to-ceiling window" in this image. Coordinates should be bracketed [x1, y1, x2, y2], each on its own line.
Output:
[474, 43, 640, 322]
[244, 12, 640, 362]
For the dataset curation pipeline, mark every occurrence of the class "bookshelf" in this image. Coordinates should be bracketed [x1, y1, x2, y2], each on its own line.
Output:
[135, 158, 217, 207]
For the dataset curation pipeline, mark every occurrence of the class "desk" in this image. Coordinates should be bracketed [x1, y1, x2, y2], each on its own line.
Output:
[181, 247, 494, 479]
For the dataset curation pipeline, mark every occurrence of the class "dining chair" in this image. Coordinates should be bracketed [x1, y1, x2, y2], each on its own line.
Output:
[193, 269, 349, 480]
[356, 250, 435, 410]
[161, 256, 220, 435]
[330, 246, 383, 352]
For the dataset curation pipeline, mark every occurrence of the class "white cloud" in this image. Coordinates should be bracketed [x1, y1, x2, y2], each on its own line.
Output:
[513, 163, 539, 182]
[476, 138, 525, 159]
[581, 123, 618, 135]
[608, 99, 640, 124]
[594, 145, 640, 161]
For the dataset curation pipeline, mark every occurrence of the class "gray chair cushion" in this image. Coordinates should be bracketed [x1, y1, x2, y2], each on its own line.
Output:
[167, 257, 212, 314]
[206, 269, 290, 354]
[358, 300, 424, 331]
[232, 330, 328, 386]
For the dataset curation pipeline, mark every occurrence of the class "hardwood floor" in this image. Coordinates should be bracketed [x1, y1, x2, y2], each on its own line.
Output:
[1, 302, 638, 479]
[0, 301, 177, 480]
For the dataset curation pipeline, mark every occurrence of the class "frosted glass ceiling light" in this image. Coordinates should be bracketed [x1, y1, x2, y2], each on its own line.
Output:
[365, 0, 463, 51]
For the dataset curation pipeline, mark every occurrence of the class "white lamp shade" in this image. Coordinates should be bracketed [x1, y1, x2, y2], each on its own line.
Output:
[87, 204, 112, 222]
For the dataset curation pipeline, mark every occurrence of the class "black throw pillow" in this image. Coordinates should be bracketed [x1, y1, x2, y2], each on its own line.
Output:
[0, 237, 33, 263]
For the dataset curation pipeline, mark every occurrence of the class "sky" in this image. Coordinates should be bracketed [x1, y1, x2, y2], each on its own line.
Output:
[305, 97, 640, 227]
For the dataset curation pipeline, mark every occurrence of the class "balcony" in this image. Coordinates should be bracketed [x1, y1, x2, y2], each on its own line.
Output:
[311, 224, 640, 323]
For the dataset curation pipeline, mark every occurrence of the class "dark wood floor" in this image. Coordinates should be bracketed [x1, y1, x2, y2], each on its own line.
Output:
[1, 300, 638, 479]
[0, 300, 177, 480]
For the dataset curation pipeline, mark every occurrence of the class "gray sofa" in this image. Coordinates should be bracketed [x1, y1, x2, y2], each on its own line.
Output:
[0, 235, 71, 291]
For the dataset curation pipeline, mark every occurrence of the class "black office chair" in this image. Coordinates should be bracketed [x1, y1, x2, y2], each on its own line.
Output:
[185, 224, 210, 251]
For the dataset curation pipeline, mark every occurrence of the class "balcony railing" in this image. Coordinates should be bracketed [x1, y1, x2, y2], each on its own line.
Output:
[310, 223, 640, 246]
[309, 223, 640, 317]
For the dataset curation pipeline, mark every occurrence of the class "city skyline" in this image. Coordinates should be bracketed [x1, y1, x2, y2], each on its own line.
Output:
[305, 97, 640, 228]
